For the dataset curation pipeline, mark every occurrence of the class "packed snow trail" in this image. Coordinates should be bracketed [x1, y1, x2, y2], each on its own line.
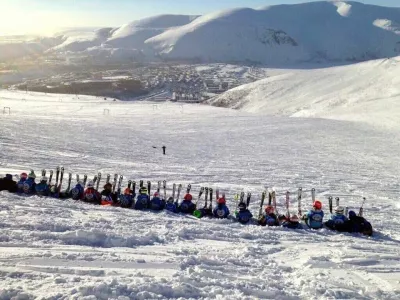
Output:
[0, 90, 400, 299]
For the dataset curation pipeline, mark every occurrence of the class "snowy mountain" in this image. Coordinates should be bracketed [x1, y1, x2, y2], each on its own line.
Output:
[2, 1, 394, 65]
[209, 57, 400, 129]
[146, 1, 400, 64]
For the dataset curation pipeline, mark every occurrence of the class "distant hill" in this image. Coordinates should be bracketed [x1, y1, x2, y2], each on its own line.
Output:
[209, 57, 400, 129]
[1, 1, 399, 65]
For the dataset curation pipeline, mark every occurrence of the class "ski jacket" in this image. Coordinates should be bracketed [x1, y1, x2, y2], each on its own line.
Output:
[259, 213, 279, 226]
[35, 182, 50, 197]
[82, 188, 101, 205]
[22, 178, 36, 194]
[134, 194, 150, 210]
[150, 196, 166, 211]
[179, 200, 196, 214]
[348, 215, 373, 236]
[0, 178, 17, 193]
[71, 184, 84, 200]
[119, 194, 133, 208]
[282, 221, 303, 229]
[165, 202, 179, 213]
[100, 190, 115, 205]
[305, 209, 324, 229]
[213, 204, 230, 219]
[330, 214, 348, 225]
[17, 179, 26, 193]
[236, 209, 253, 224]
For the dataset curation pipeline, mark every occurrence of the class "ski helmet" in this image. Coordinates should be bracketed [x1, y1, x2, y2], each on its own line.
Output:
[265, 205, 274, 214]
[313, 200, 322, 210]
[5, 174, 12, 180]
[184, 193, 192, 201]
[124, 187, 132, 195]
[167, 197, 174, 204]
[238, 202, 247, 210]
[139, 187, 148, 194]
[40, 176, 48, 182]
[335, 206, 345, 215]
[87, 180, 94, 188]
[290, 214, 299, 222]
[20, 172, 28, 180]
[153, 192, 160, 198]
[28, 170, 36, 179]
[217, 197, 226, 205]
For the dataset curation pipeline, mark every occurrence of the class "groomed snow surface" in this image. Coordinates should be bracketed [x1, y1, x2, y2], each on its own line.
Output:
[0, 90, 400, 299]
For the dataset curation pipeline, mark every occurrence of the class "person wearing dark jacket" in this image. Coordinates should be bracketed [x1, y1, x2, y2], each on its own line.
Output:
[0, 174, 17, 193]
[345, 210, 373, 236]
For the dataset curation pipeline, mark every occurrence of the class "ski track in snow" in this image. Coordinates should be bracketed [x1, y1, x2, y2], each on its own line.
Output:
[0, 90, 399, 299]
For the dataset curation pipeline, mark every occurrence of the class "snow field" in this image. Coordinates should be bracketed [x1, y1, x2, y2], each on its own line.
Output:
[0, 90, 400, 299]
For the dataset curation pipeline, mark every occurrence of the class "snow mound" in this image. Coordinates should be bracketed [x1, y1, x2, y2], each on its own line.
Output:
[209, 57, 400, 129]
[146, 1, 400, 64]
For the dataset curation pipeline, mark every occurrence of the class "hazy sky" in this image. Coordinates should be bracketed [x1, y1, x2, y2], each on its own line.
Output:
[0, 0, 399, 35]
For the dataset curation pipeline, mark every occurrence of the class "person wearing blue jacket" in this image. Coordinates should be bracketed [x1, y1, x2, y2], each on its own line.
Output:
[325, 206, 348, 231]
[282, 214, 303, 229]
[134, 186, 150, 210]
[213, 197, 230, 219]
[35, 176, 50, 197]
[303, 200, 324, 229]
[17, 172, 28, 193]
[149, 192, 166, 211]
[258, 205, 279, 226]
[165, 197, 179, 213]
[236, 202, 253, 224]
[179, 193, 196, 214]
[71, 181, 84, 200]
[23, 171, 37, 194]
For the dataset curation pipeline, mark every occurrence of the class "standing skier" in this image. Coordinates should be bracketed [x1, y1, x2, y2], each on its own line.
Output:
[213, 196, 230, 219]
[134, 186, 150, 210]
[17, 172, 28, 193]
[303, 200, 324, 229]
[35, 176, 50, 196]
[149, 192, 166, 211]
[179, 193, 196, 214]
[258, 205, 280, 226]
[0, 174, 17, 193]
[23, 171, 37, 194]
[82, 180, 101, 205]
[235, 202, 253, 224]
[325, 206, 348, 231]
[282, 214, 303, 229]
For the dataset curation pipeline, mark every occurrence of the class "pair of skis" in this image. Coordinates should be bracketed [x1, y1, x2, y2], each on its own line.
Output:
[258, 189, 277, 219]
[283, 187, 303, 218]
[236, 191, 251, 212]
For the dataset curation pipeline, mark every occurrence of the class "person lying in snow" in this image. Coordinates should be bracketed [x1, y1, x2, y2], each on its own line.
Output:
[213, 196, 230, 219]
[302, 200, 324, 229]
[258, 205, 280, 226]
[236, 202, 253, 224]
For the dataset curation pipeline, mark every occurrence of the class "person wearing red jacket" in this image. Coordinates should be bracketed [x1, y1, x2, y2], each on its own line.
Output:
[82, 180, 101, 205]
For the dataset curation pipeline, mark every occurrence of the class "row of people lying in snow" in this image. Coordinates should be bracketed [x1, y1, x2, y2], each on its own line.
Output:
[0, 171, 372, 236]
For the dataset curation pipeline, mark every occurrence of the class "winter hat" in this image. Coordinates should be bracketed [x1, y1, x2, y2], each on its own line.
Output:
[104, 182, 112, 189]
[349, 211, 357, 218]
[28, 170, 36, 179]
[184, 193, 192, 201]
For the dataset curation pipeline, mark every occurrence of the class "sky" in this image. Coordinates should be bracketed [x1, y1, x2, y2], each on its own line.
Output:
[0, 0, 399, 35]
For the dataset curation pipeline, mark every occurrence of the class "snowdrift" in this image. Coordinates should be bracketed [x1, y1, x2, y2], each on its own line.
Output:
[209, 57, 400, 129]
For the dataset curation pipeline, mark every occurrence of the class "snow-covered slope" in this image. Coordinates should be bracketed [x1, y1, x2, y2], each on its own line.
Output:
[0, 90, 399, 298]
[106, 14, 198, 49]
[147, 1, 400, 63]
[209, 57, 400, 129]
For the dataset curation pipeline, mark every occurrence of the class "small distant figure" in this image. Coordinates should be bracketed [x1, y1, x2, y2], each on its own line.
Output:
[162, 146, 166, 155]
